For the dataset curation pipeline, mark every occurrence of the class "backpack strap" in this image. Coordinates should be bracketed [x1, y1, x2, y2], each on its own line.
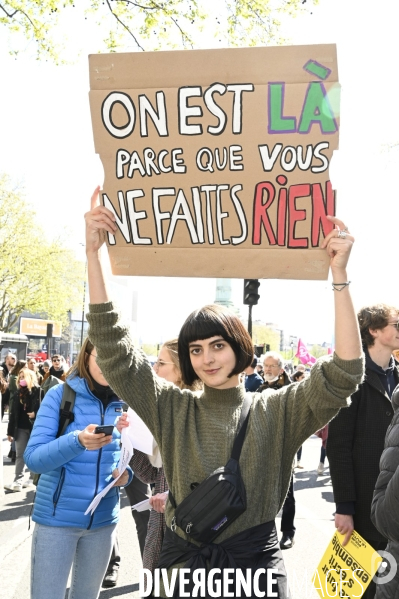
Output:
[231, 393, 252, 462]
[57, 383, 76, 438]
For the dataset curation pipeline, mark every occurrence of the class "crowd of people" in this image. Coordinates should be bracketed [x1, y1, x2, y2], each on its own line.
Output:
[0, 191, 398, 599]
[0, 354, 69, 492]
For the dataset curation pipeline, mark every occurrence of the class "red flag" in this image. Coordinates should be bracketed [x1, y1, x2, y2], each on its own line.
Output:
[295, 339, 317, 365]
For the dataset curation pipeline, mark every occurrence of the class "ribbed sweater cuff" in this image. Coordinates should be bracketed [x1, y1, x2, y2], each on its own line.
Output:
[88, 301, 114, 313]
[332, 352, 365, 378]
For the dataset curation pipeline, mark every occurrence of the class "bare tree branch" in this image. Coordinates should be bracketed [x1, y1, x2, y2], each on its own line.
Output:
[116, 0, 158, 10]
[0, 3, 18, 18]
[1, 3, 36, 29]
[170, 14, 194, 47]
[17, 7, 36, 29]
[105, 0, 145, 50]
[147, 0, 195, 47]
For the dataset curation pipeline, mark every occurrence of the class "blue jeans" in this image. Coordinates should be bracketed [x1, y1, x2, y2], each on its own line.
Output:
[31, 522, 117, 599]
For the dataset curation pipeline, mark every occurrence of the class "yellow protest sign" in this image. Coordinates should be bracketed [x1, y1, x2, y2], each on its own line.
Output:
[313, 531, 383, 599]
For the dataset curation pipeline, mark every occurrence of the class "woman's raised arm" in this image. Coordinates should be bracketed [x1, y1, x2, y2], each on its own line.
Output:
[84, 186, 116, 305]
[321, 216, 362, 361]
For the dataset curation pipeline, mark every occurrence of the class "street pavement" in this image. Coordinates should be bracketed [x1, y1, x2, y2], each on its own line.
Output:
[1, 417, 336, 599]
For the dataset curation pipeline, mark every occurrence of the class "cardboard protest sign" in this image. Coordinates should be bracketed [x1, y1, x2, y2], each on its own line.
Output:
[313, 531, 383, 599]
[89, 44, 340, 279]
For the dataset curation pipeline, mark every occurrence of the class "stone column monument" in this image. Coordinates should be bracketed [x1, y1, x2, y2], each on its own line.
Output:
[214, 278, 234, 309]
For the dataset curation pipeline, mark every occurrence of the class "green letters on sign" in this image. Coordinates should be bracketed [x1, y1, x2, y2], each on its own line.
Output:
[298, 82, 337, 134]
[268, 83, 296, 133]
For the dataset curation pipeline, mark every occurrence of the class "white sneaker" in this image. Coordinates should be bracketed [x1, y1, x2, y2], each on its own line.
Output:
[4, 481, 23, 492]
[296, 461, 304, 469]
[317, 462, 325, 475]
[23, 480, 34, 489]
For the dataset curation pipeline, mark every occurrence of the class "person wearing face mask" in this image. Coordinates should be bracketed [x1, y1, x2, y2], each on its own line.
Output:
[5, 368, 42, 491]
[24, 338, 132, 599]
[257, 352, 292, 391]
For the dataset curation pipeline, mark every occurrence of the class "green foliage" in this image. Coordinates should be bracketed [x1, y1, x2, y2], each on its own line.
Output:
[0, 174, 85, 332]
[141, 343, 158, 357]
[310, 344, 328, 358]
[0, 0, 312, 63]
[251, 324, 280, 351]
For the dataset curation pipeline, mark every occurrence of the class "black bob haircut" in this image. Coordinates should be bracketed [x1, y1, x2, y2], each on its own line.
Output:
[178, 304, 254, 386]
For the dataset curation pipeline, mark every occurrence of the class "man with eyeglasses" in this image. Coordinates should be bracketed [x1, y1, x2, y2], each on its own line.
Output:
[327, 304, 399, 599]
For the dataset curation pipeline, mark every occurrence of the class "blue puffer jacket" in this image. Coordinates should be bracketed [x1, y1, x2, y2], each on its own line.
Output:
[24, 374, 133, 529]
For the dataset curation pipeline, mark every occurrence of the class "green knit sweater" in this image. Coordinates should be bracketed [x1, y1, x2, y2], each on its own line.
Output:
[88, 302, 363, 553]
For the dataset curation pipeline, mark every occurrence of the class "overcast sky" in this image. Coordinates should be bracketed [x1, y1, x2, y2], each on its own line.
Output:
[1, 0, 398, 345]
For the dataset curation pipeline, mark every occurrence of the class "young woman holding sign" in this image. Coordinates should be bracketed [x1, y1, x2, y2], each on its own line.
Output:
[85, 186, 363, 598]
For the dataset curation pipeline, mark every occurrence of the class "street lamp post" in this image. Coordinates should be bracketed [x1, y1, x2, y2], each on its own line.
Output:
[68, 310, 74, 364]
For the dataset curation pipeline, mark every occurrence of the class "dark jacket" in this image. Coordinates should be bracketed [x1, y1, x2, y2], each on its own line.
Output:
[7, 385, 42, 438]
[245, 372, 264, 392]
[371, 385, 399, 599]
[42, 368, 67, 384]
[327, 354, 399, 543]
[257, 370, 291, 393]
[1, 362, 11, 405]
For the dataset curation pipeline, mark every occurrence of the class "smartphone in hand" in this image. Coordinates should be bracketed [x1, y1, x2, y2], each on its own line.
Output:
[94, 425, 114, 436]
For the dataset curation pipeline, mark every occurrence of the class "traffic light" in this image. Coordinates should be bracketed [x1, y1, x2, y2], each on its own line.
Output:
[243, 279, 260, 306]
[265, 344, 270, 352]
[254, 344, 265, 358]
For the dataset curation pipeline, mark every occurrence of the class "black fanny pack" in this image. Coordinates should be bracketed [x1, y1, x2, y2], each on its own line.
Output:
[169, 394, 252, 544]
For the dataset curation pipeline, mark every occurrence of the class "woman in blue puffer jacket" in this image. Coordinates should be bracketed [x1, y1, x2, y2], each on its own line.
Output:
[24, 338, 133, 599]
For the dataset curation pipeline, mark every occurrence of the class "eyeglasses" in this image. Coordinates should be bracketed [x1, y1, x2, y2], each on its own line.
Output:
[53, 359, 61, 362]
[154, 360, 174, 368]
[388, 322, 399, 330]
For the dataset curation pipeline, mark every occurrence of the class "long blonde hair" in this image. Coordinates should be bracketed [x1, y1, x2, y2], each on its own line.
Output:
[18, 368, 37, 391]
[162, 339, 202, 391]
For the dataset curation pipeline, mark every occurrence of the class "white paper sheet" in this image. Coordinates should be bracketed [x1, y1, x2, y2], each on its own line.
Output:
[131, 498, 152, 512]
[84, 427, 134, 515]
[125, 407, 157, 455]
[132, 490, 169, 512]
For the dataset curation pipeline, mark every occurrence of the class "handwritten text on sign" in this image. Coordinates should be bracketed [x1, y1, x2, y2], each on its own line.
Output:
[89, 45, 340, 278]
